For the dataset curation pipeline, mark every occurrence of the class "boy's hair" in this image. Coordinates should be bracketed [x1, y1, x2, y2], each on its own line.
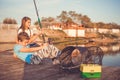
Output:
[18, 32, 30, 41]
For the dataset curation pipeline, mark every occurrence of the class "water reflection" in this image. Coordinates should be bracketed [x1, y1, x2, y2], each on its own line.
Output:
[102, 53, 120, 66]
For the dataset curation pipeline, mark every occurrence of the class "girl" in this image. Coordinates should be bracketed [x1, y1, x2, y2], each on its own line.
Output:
[17, 16, 40, 46]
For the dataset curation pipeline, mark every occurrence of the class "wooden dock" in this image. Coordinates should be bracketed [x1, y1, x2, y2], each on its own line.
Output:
[0, 50, 120, 80]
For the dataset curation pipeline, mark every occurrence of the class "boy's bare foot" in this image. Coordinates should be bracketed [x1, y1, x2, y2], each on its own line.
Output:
[52, 59, 60, 65]
[13, 53, 18, 59]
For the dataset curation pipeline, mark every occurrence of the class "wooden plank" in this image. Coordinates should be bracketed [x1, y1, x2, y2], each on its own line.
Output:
[0, 51, 120, 80]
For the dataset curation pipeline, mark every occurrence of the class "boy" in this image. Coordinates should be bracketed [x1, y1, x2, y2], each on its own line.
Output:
[14, 32, 60, 64]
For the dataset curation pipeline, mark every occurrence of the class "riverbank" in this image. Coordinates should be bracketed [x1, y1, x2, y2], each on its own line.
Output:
[0, 28, 119, 43]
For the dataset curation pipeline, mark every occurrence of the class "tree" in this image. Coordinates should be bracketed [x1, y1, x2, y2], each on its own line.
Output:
[35, 10, 120, 29]
[96, 22, 105, 28]
[57, 11, 93, 27]
[57, 12, 66, 22]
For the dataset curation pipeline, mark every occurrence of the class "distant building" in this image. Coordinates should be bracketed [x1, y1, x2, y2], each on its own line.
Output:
[112, 29, 120, 33]
[63, 24, 85, 37]
[48, 21, 62, 30]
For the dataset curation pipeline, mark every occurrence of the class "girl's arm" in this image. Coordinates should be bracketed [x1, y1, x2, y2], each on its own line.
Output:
[20, 43, 48, 52]
[28, 30, 42, 43]
[28, 34, 39, 43]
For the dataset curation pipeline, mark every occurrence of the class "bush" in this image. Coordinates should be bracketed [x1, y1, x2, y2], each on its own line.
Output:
[3, 18, 17, 24]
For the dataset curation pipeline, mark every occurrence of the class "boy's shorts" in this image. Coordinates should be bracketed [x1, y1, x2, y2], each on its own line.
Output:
[30, 55, 42, 64]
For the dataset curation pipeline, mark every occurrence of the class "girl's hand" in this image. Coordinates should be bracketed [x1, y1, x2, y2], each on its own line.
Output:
[37, 29, 43, 36]
[43, 43, 48, 47]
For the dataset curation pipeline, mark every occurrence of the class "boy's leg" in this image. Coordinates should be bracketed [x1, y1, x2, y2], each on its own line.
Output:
[36, 45, 60, 58]
[13, 53, 18, 58]
[48, 45, 60, 58]
[33, 45, 60, 65]
[47, 45, 60, 64]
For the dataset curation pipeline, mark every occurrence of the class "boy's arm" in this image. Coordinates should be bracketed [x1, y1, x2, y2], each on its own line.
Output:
[20, 43, 48, 52]
[20, 46, 43, 52]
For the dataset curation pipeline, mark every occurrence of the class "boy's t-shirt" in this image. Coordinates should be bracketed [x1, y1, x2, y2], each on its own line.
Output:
[14, 44, 34, 64]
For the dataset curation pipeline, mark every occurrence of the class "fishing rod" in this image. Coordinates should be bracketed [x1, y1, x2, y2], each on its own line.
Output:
[33, 0, 46, 43]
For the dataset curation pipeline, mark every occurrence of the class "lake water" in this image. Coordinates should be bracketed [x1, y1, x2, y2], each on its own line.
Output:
[103, 53, 120, 66]
[0, 42, 120, 66]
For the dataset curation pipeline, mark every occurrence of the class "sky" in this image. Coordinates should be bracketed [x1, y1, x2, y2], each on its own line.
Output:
[0, 0, 120, 25]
